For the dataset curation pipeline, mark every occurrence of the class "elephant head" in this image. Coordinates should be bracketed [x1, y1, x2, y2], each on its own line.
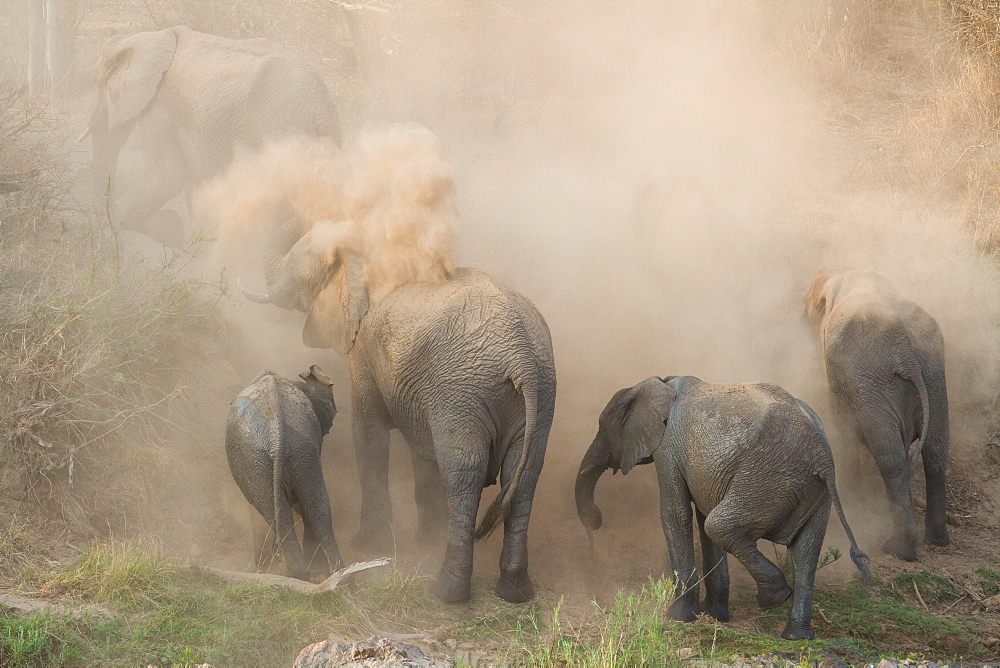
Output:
[87, 27, 179, 200]
[575, 376, 676, 531]
[802, 267, 847, 329]
[297, 364, 338, 436]
[241, 221, 371, 353]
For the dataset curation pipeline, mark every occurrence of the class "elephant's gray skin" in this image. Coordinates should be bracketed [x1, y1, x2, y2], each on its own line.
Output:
[240, 227, 557, 605]
[575, 376, 872, 640]
[226, 365, 342, 581]
[86, 25, 341, 246]
[804, 268, 950, 562]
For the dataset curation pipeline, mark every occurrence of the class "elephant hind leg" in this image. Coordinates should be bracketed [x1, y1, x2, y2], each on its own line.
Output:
[922, 402, 950, 547]
[696, 509, 730, 622]
[275, 500, 309, 581]
[430, 425, 489, 604]
[780, 502, 831, 640]
[703, 500, 790, 610]
[496, 434, 546, 603]
[410, 450, 448, 547]
[860, 420, 918, 560]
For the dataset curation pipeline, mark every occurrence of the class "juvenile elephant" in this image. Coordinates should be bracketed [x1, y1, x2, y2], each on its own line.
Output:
[86, 26, 341, 246]
[575, 376, 872, 640]
[226, 366, 342, 581]
[804, 268, 950, 561]
[241, 226, 557, 604]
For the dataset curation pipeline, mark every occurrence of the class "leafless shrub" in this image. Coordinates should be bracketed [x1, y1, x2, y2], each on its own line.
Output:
[0, 75, 224, 537]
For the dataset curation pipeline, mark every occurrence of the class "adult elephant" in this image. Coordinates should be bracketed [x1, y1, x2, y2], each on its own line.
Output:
[803, 268, 950, 561]
[241, 222, 557, 605]
[85, 25, 342, 246]
[575, 376, 872, 640]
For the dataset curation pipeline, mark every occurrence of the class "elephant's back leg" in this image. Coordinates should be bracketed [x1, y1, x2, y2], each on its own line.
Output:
[495, 413, 552, 603]
[427, 418, 491, 604]
[855, 413, 918, 560]
[291, 457, 343, 578]
[922, 367, 950, 547]
[780, 500, 832, 640]
[702, 493, 791, 610]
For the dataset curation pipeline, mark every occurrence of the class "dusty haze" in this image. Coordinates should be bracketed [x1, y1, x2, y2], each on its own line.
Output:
[175, 1, 1000, 600]
[5, 0, 997, 609]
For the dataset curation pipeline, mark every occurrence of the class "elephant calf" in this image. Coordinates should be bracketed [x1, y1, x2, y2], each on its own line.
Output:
[226, 366, 342, 581]
[576, 376, 872, 640]
[804, 268, 950, 561]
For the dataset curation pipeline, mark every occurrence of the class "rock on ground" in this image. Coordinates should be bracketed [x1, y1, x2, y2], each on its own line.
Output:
[293, 635, 453, 668]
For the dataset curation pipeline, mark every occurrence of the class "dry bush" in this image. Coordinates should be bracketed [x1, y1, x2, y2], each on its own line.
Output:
[0, 76, 224, 543]
[942, 0, 1000, 124]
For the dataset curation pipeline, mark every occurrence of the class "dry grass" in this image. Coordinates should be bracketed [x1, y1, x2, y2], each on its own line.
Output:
[0, 75, 225, 545]
[42, 538, 175, 607]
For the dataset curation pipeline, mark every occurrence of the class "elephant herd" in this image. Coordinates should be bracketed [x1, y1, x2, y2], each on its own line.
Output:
[88, 27, 951, 642]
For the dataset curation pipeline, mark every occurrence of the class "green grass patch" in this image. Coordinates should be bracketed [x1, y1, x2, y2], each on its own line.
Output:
[974, 565, 1000, 597]
[44, 539, 175, 608]
[892, 569, 961, 603]
[519, 577, 688, 666]
[6, 544, 997, 665]
[749, 577, 982, 659]
[0, 613, 60, 667]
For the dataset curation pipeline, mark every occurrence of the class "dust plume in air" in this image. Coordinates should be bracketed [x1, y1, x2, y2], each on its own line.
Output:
[196, 123, 456, 300]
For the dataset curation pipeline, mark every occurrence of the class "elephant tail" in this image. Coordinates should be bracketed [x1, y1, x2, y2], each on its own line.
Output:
[271, 425, 287, 560]
[474, 373, 540, 541]
[899, 362, 931, 481]
[822, 469, 873, 585]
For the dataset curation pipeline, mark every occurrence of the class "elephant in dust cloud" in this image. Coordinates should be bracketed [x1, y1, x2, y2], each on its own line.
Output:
[576, 375, 872, 640]
[85, 25, 342, 247]
[804, 267, 950, 562]
[226, 366, 342, 581]
[240, 223, 557, 605]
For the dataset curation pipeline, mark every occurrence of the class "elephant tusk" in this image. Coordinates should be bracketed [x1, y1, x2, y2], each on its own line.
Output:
[237, 277, 272, 304]
[75, 126, 92, 143]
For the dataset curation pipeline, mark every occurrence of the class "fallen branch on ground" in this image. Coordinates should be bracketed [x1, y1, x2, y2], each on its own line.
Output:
[200, 558, 392, 594]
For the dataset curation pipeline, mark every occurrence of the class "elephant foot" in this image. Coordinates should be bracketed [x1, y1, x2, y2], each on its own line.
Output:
[756, 581, 792, 610]
[431, 568, 472, 604]
[780, 620, 815, 641]
[351, 529, 394, 558]
[496, 568, 534, 603]
[882, 536, 917, 562]
[666, 598, 698, 623]
[924, 526, 950, 547]
[700, 600, 730, 622]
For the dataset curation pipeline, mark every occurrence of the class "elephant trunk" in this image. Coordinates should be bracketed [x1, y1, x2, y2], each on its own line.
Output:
[250, 222, 306, 310]
[575, 437, 613, 531]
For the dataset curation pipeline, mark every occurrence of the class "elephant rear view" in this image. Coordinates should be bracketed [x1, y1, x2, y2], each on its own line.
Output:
[226, 365, 342, 581]
[576, 376, 872, 640]
[804, 268, 950, 561]
[87, 25, 342, 246]
[241, 221, 557, 605]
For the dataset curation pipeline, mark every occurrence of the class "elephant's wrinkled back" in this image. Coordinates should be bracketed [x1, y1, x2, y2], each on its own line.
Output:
[228, 375, 321, 458]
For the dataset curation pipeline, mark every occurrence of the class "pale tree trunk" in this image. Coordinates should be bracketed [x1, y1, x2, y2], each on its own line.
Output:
[27, 0, 77, 94]
[27, 0, 44, 94]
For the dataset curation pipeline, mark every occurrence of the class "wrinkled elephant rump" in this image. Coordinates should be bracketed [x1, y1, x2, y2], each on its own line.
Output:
[575, 438, 612, 531]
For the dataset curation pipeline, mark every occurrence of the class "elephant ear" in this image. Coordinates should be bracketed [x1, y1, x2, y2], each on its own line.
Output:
[804, 267, 845, 321]
[97, 27, 177, 132]
[303, 255, 370, 354]
[618, 377, 676, 474]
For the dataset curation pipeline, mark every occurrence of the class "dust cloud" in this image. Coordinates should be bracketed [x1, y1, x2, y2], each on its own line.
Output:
[197, 124, 456, 300]
[183, 2, 1000, 601]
